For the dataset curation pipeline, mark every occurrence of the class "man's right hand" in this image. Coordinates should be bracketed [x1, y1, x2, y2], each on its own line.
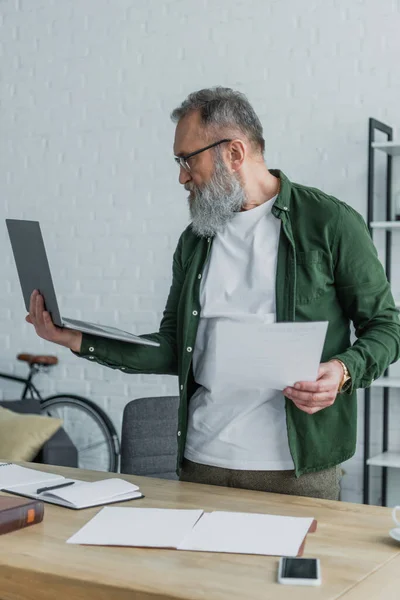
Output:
[26, 290, 83, 353]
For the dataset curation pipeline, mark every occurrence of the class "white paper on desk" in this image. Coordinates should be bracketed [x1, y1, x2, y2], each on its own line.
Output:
[215, 320, 328, 390]
[178, 511, 314, 557]
[67, 507, 204, 547]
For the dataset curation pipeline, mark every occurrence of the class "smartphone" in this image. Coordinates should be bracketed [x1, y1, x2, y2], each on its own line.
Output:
[278, 557, 321, 586]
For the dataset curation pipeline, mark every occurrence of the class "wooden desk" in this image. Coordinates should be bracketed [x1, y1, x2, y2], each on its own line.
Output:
[339, 553, 400, 600]
[0, 463, 399, 600]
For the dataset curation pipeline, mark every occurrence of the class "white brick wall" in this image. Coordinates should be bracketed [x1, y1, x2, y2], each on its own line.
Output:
[1, 0, 400, 504]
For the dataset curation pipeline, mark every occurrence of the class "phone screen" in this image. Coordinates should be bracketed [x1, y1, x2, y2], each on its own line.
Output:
[281, 558, 318, 579]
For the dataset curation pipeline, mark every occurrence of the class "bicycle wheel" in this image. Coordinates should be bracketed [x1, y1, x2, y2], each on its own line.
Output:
[40, 395, 120, 472]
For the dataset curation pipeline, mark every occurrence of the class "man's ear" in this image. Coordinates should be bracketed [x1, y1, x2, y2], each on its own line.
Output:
[229, 139, 246, 172]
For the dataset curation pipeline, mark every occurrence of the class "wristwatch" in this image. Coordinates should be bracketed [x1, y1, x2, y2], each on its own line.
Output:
[336, 359, 351, 393]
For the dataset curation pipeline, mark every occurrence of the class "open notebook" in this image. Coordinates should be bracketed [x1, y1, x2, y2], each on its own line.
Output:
[67, 507, 317, 557]
[0, 463, 143, 509]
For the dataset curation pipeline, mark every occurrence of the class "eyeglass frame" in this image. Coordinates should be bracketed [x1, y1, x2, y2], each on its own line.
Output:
[174, 138, 233, 172]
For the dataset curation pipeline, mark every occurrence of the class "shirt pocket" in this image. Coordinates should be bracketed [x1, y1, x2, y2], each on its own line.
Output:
[295, 250, 327, 305]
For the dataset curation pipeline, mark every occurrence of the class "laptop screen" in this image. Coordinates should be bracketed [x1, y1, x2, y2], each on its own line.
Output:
[6, 219, 63, 327]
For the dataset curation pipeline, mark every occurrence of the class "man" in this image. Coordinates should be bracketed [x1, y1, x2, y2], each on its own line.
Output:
[26, 87, 400, 500]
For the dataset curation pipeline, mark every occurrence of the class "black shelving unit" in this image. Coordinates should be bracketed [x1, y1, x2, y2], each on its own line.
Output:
[363, 117, 394, 506]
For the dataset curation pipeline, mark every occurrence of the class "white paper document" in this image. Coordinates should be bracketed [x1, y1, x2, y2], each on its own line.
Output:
[67, 507, 204, 547]
[177, 511, 314, 557]
[67, 507, 315, 557]
[215, 320, 328, 390]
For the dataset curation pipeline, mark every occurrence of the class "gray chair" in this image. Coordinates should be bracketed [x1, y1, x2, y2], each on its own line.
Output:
[120, 396, 179, 479]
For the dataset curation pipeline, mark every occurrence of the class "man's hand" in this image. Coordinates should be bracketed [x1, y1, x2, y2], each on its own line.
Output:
[283, 360, 344, 415]
[25, 290, 82, 353]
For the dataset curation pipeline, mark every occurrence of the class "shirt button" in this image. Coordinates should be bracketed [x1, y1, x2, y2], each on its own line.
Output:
[207, 238, 211, 243]
[186, 347, 192, 353]
[192, 310, 198, 316]
[180, 384, 183, 390]
[89, 356, 94, 360]
[177, 431, 181, 437]
[197, 274, 202, 279]
[121, 367, 126, 371]
[89, 346, 94, 352]
[283, 206, 288, 211]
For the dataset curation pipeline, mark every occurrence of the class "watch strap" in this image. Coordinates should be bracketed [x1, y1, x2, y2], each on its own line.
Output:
[336, 359, 351, 393]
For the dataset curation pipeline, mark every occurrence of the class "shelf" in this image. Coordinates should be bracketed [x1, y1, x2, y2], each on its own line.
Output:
[364, 119, 397, 505]
[371, 141, 400, 156]
[367, 452, 400, 468]
[371, 377, 400, 388]
[370, 221, 400, 229]
[372, 377, 400, 388]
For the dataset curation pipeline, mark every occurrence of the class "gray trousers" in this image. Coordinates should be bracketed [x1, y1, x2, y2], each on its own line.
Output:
[180, 459, 341, 501]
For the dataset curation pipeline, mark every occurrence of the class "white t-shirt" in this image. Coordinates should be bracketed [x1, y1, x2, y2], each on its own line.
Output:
[184, 195, 294, 470]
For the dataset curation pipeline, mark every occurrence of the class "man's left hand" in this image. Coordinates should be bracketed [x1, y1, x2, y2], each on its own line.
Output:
[283, 360, 344, 415]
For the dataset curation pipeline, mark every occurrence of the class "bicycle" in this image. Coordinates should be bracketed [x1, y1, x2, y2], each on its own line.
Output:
[0, 353, 120, 472]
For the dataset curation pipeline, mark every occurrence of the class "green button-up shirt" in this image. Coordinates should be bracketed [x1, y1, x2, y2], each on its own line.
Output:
[76, 170, 400, 476]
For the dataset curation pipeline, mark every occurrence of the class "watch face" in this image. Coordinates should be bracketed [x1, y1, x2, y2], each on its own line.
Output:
[341, 377, 352, 392]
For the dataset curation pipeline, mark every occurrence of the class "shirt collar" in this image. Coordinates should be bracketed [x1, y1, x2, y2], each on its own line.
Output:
[270, 169, 292, 217]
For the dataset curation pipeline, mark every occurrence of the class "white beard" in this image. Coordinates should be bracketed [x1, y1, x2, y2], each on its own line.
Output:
[187, 158, 247, 238]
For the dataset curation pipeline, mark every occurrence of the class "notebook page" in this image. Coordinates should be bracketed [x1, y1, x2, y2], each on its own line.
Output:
[2, 478, 78, 498]
[67, 507, 204, 547]
[44, 478, 140, 506]
[0, 463, 65, 489]
[178, 511, 314, 556]
[1, 478, 143, 509]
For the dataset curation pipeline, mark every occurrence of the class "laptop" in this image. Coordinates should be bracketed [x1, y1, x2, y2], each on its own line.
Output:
[6, 219, 160, 347]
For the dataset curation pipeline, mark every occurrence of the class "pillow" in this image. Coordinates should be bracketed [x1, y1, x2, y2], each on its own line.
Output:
[0, 406, 62, 461]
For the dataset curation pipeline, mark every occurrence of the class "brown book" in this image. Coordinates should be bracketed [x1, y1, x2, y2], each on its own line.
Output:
[0, 496, 44, 535]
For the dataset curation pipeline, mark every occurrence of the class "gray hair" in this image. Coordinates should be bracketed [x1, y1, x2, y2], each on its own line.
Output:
[171, 87, 265, 155]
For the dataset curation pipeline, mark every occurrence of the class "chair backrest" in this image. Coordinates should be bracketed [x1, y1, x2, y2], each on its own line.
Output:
[120, 396, 179, 479]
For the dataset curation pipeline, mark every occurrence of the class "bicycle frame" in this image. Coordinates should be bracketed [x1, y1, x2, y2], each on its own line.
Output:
[0, 368, 43, 402]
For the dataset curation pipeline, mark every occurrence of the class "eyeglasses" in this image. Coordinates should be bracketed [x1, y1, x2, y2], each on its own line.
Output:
[174, 138, 232, 172]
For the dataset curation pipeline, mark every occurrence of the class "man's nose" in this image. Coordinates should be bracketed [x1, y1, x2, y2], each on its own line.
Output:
[179, 165, 192, 186]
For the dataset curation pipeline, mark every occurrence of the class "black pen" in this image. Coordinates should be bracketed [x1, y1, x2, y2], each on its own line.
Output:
[36, 481, 75, 494]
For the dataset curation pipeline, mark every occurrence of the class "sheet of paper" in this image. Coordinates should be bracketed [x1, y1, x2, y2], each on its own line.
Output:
[67, 507, 204, 547]
[178, 511, 314, 557]
[215, 321, 328, 390]
[0, 463, 64, 489]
